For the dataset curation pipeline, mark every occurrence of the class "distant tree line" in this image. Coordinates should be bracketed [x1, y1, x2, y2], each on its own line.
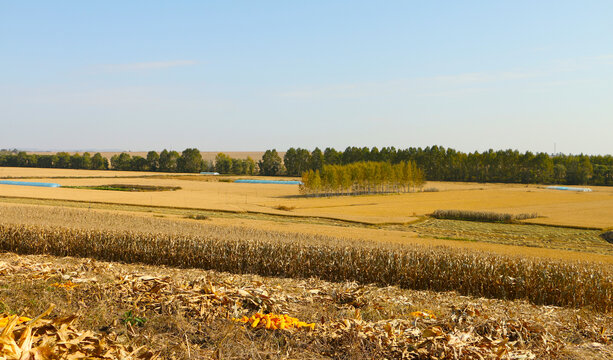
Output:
[2, 145, 612, 186]
[0, 149, 19, 155]
[214, 153, 257, 175]
[300, 161, 424, 196]
[0, 149, 257, 175]
[282, 146, 612, 186]
[0, 151, 110, 170]
[109, 149, 210, 173]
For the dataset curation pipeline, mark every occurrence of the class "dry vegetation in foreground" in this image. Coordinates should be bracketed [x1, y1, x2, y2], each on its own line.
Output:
[0, 217, 611, 313]
[1, 253, 612, 359]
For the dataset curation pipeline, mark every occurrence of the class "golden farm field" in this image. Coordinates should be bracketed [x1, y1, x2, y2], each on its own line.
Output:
[0, 166, 186, 179]
[0, 167, 612, 228]
[279, 183, 613, 228]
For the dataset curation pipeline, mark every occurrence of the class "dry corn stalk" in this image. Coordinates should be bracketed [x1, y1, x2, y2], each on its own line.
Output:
[0, 304, 55, 359]
[0, 222, 611, 311]
[0, 304, 156, 359]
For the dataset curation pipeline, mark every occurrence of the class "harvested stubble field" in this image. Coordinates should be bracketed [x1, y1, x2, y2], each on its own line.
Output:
[1, 167, 613, 228]
[2, 253, 612, 359]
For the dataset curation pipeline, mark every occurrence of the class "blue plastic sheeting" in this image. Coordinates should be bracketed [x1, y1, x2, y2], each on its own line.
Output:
[546, 186, 592, 192]
[234, 179, 302, 185]
[0, 180, 61, 188]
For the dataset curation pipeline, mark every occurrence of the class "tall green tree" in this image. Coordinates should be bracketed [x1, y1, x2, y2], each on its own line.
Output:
[91, 153, 108, 170]
[56, 152, 71, 168]
[259, 149, 283, 176]
[37, 155, 55, 168]
[295, 148, 311, 176]
[177, 148, 203, 173]
[309, 147, 324, 171]
[283, 148, 298, 176]
[132, 156, 149, 171]
[324, 147, 341, 165]
[146, 151, 160, 171]
[70, 154, 83, 169]
[245, 157, 257, 175]
[159, 149, 180, 172]
[283, 148, 311, 176]
[215, 153, 232, 174]
[81, 152, 92, 170]
[111, 152, 132, 170]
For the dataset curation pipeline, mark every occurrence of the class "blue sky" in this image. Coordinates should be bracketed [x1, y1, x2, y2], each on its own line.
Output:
[1, 1, 612, 154]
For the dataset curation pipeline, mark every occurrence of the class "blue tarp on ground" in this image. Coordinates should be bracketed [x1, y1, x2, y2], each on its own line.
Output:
[546, 186, 592, 192]
[234, 179, 302, 185]
[0, 180, 61, 188]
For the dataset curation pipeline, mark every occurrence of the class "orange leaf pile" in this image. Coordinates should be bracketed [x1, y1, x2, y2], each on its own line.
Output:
[233, 313, 315, 331]
[49, 281, 78, 290]
[409, 310, 436, 320]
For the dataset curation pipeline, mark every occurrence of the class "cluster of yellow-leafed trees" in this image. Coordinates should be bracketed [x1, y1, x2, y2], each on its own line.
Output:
[300, 161, 424, 196]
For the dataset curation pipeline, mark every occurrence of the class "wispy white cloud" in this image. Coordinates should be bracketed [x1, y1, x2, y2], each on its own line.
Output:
[278, 82, 389, 99]
[277, 52, 613, 101]
[2, 85, 166, 106]
[549, 53, 613, 72]
[431, 71, 540, 84]
[420, 87, 487, 98]
[587, 54, 613, 65]
[97, 60, 197, 72]
[276, 70, 538, 100]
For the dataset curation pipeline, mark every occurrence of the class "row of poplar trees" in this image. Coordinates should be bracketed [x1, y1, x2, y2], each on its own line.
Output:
[282, 146, 613, 186]
[300, 161, 424, 196]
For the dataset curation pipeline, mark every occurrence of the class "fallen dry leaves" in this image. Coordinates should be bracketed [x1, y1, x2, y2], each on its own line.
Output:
[0, 305, 157, 359]
[0, 255, 612, 359]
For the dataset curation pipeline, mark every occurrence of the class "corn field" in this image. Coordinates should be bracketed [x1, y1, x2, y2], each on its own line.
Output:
[0, 223, 610, 312]
[300, 161, 425, 196]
